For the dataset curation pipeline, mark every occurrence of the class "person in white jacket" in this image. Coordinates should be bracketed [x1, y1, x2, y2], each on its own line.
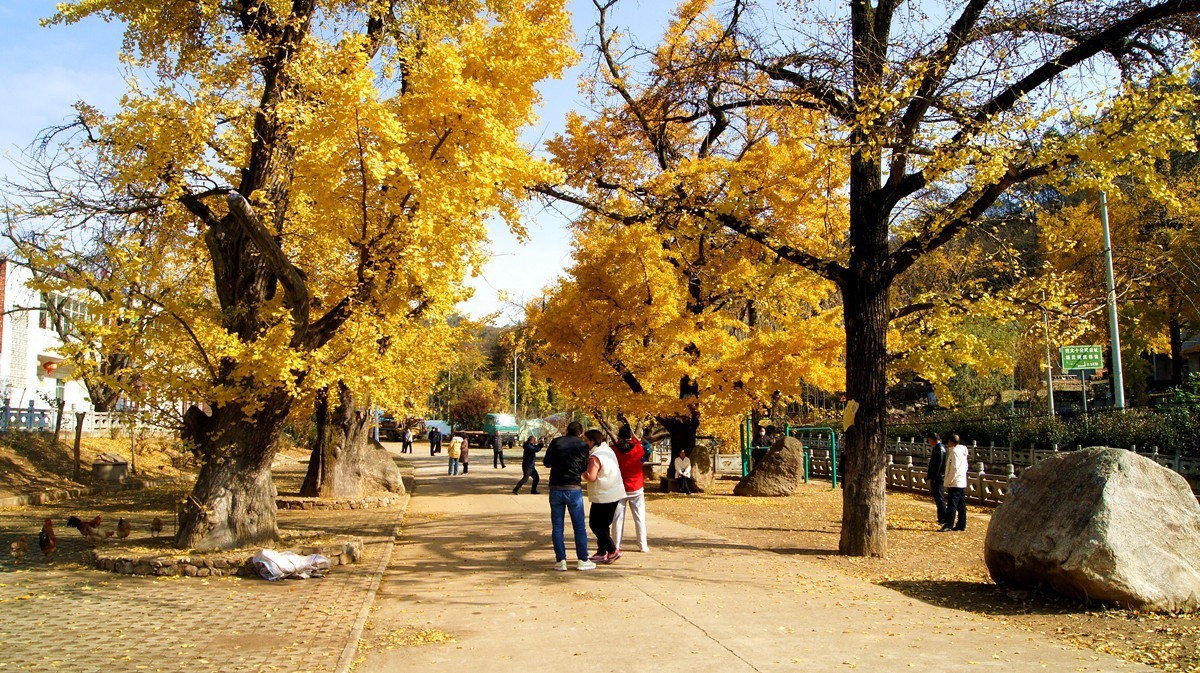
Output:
[673, 450, 693, 495]
[941, 434, 969, 531]
[583, 429, 627, 564]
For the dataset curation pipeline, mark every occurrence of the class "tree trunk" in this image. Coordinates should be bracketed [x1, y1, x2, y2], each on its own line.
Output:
[176, 395, 291, 551]
[659, 414, 710, 491]
[838, 276, 890, 557]
[1169, 313, 1184, 388]
[300, 382, 402, 498]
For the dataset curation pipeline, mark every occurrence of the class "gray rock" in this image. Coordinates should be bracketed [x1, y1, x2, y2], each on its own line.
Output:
[734, 436, 806, 497]
[985, 447, 1200, 612]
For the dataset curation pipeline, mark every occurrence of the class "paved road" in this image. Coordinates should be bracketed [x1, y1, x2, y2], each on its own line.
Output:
[359, 453, 1151, 673]
[0, 455, 405, 673]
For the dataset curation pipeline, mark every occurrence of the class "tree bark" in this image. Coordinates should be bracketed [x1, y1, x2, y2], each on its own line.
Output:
[176, 394, 291, 550]
[300, 382, 402, 498]
[1169, 312, 1184, 388]
[838, 276, 890, 556]
[659, 414, 710, 491]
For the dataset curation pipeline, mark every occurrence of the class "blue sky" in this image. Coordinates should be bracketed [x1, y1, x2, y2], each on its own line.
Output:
[0, 1, 676, 324]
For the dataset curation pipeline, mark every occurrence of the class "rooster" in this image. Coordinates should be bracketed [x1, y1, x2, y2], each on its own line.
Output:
[150, 517, 164, 538]
[39, 519, 56, 562]
[116, 518, 132, 541]
[9, 535, 27, 564]
[67, 515, 112, 546]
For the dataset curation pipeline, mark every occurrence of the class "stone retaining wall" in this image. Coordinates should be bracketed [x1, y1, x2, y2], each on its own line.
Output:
[87, 536, 365, 578]
[0, 477, 182, 509]
[276, 494, 404, 511]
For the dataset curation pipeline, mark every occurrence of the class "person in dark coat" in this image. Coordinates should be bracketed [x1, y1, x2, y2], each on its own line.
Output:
[513, 435, 542, 494]
[428, 426, 442, 456]
[926, 433, 948, 527]
[492, 432, 507, 469]
[543, 422, 594, 570]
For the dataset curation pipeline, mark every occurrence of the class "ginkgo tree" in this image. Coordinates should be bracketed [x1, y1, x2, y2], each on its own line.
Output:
[543, 0, 1200, 556]
[528, 216, 845, 486]
[7, 0, 574, 549]
[1036, 168, 1200, 390]
[534, 5, 849, 478]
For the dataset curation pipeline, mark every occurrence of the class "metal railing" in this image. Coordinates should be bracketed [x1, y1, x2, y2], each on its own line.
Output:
[731, 431, 1199, 506]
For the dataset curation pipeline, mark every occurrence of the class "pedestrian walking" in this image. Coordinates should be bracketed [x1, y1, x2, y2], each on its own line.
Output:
[460, 439, 470, 474]
[513, 435, 542, 494]
[673, 450, 693, 495]
[610, 424, 649, 553]
[447, 433, 463, 476]
[428, 426, 442, 456]
[941, 434, 969, 532]
[402, 427, 413, 454]
[492, 432, 507, 469]
[583, 429, 626, 564]
[926, 433, 948, 527]
[543, 422, 594, 571]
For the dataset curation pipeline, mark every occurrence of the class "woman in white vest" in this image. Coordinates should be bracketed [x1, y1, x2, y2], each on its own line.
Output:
[582, 429, 627, 564]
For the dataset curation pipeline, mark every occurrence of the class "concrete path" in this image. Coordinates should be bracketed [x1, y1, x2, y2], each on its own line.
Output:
[359, 453, 1150, 673]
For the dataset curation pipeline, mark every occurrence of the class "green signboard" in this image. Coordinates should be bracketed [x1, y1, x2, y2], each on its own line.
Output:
[1060, 345, 1103, 370]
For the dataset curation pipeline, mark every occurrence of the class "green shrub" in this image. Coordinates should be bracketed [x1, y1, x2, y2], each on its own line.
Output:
[889, 402, 1198, 456]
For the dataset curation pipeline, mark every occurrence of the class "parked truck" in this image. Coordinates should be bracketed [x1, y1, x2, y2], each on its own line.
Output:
[461, 412, 521, 447]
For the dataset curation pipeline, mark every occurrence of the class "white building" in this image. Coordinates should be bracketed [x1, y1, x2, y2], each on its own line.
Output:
[0, 258, 94, 418]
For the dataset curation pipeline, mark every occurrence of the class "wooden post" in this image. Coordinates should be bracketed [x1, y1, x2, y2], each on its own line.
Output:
[51, 399, 65, 451]
[129, 413, 138, 476]
[73, 412, 86, 482]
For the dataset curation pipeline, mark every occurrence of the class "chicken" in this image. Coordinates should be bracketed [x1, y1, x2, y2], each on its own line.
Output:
[116, 518, 132, 541]
[67, 515, 112, 546]
[150, 517, 164, 538]
[9, 535, 27, 564]
[39, 519, 56, 562]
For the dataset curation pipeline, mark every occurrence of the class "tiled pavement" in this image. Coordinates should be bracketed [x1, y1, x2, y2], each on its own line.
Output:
[0, 460, 406, 673]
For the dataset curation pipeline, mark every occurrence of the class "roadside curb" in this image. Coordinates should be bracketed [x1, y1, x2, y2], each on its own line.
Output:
[0, 477, 184, 510]
[334, 468, 415, 673]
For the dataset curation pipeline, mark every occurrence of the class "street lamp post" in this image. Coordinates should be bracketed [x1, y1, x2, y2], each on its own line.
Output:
[1099, 191, 1127, 411]
[1042, 290, 1055, 417]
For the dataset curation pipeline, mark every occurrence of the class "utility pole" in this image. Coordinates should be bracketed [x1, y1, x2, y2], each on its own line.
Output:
[512, 350, 519, 417]
[1100, 191, 1127, 410]
[1042, 290, 1055, 417]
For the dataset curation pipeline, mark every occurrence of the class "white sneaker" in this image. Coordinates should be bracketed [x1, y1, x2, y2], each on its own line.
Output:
[640, 546, 650, 553]
[553, 560, 568, 572]
[576, 560, 597, 571]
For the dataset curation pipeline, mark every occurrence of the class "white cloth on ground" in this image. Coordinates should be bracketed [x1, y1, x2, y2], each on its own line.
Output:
[252, 548, 331, 581]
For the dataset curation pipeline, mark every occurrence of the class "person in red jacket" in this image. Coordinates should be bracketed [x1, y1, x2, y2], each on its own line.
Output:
[610, 424, 650, 553]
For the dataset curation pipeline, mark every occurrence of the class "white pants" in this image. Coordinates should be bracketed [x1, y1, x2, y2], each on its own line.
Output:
[611, 489, 648, 551]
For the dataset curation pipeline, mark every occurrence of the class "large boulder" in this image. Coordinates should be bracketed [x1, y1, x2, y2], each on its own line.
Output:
[985, 447, 1200, 612]
[734, 436, 805, 497]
